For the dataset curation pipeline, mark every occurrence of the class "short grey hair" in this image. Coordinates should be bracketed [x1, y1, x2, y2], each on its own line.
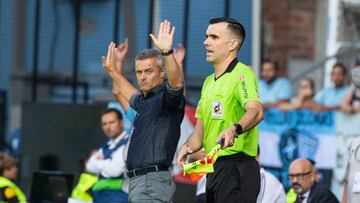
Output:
[135, 48, 164, 69]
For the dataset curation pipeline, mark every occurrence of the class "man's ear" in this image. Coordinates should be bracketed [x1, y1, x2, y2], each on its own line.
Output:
[229, 39, 240, 51]
[160, 67, 166, 79]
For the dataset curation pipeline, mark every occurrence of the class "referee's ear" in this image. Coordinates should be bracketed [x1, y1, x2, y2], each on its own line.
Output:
[229, 39, 240, 52]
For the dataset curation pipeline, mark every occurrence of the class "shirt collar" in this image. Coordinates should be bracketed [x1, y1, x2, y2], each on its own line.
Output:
[214, 58, 238, 81]
[107, 131, 127, 147]
[302, 190, 310, 198]
[142, 82, 164, 98]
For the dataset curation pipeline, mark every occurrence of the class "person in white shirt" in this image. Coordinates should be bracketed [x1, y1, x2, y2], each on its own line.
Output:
[86, 108, 129, 203]
[256, 147, 286, 203]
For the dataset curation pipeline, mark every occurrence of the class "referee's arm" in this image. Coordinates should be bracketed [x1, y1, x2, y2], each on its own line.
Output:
[238, 101, 264, 131]
[217, 100, 264, 148]
[177, 119, 204, 167]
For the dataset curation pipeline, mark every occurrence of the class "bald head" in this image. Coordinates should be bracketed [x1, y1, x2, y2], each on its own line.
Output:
[289, 159, 313, 172]
[288, 158, 316, 194]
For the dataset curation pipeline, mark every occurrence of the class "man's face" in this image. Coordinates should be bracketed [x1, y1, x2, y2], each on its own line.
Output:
[203, 22, 233, 64]
[288, 161, 315, 195]
[331, 66, 345, 87]
[298, 79, 314, 98]
[101, 112, 123, 140]
[261, 62, 277, 83]
[135, 58, 164, 95]
[4, 165, 18, 180]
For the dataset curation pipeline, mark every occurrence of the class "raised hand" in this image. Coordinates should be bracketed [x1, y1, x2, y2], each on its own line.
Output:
[174, 43, 186, 64]
[115, 38, 128, 74]
[101, 42, 117, 75]
[149, 20, 175, 52]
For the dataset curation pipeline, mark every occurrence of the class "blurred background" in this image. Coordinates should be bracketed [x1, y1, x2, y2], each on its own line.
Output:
[0, 0, 360, 202]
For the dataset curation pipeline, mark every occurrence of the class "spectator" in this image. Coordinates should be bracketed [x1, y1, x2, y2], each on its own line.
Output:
[287, 158, 338, 203]
[86, 108, 129, 203]
[258, 59, 292, 109]
[0, 153, 26, 203]
[314, 63, 348, 110]
[256, 147, 286, 203]
[102, 20, 185, 202]
[278, 78, 323, 112]
[341, 64, 360, 114]
[287, 159, 321, 202]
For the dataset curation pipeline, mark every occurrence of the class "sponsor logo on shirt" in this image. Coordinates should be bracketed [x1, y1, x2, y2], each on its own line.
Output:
[212, 101, 223, 118]
[239, 74, 245, 81]
[242, 80, 248, 99]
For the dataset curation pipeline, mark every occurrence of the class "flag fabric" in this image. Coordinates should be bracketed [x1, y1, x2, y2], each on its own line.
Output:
[183, 144, 222, 182]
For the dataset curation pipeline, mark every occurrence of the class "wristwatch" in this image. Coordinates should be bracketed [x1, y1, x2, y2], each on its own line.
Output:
[234, 123, 243, 137]
[161, 49, 173, 56]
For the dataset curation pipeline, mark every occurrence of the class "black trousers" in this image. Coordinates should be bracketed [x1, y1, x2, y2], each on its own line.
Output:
[205, 152, 260, 203]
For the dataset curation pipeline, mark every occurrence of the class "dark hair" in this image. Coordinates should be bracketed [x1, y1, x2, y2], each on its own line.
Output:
[209, 17, 246, 50]
[101, 108, 123, 120]
[135, 48, 164, 69]
[261, 58, 279, 72]
[332, 62, 347, 75]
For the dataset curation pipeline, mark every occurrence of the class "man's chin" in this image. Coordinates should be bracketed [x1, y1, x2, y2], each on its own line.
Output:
[293, 185, 303, 194]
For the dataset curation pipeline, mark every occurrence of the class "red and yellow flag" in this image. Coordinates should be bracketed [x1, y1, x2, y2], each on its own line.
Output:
[182, 144, 222, 182]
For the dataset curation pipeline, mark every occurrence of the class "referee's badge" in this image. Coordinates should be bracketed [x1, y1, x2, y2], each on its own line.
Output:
[212, 101, 223, 118]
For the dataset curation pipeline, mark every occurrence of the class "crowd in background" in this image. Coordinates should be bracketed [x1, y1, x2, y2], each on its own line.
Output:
[259, 59, 360, 114]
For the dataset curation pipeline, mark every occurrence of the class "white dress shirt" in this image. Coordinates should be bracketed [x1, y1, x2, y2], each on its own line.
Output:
[257, 168, 287, 203]
[86, 131, 129, 192]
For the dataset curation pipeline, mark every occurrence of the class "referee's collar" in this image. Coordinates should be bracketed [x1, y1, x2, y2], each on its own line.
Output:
[214, 58, 238, 81]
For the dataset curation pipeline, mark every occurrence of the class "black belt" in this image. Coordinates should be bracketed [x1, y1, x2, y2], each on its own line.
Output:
[127, 165, 169, 178]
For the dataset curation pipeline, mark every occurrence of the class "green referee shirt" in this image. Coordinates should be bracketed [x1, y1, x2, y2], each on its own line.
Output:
[195, 58, 260, 157]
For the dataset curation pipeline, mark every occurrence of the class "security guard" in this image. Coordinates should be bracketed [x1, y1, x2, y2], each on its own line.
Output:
[0, 153, 26, 203]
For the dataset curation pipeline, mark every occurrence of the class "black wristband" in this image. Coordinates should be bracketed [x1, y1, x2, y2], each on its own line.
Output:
[234, 123, 243, 137]
[161, 49, 173, 56]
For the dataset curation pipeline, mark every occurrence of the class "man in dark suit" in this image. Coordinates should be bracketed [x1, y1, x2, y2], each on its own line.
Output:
[288, 158, 338, 203]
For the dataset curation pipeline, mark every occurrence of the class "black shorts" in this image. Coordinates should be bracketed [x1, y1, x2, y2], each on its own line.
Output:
[205, 152, 260, 203]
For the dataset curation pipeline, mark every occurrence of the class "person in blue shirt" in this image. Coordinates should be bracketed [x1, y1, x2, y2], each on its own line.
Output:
[341, 64, 360, 114]
[102, 20, 185, 202]
[258, 59, 292, 109]
[314, 63, 348, 111]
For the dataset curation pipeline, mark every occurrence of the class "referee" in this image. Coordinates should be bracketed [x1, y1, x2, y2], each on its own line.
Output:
[177, 18, 264, 202]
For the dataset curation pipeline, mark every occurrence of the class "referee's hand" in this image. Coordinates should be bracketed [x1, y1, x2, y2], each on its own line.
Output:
[177, 144, 193, 167]
[216, 126, 236, 149]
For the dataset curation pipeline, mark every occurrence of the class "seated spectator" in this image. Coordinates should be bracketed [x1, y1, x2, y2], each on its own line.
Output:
[341, 64, 360, 114]
[0, 153, 26, 203]
[314, 63, 348, 110]
[278, 78, 323, 112]
[287, 158, 338, 203]
[86, 108, 129, 203]
[258, 59, 292, 109]
[287, 159, 320, 202]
